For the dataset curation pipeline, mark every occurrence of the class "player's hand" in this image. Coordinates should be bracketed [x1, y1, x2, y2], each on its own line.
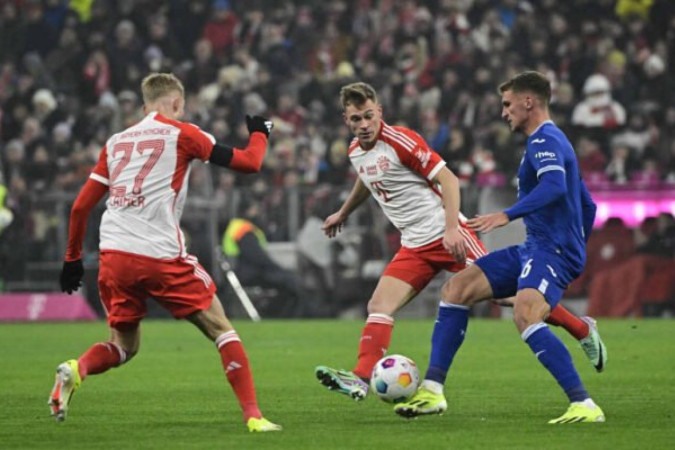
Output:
[322, 212, 346, 238]
[467, 212, 509, 234]
[60, 259, 84, 294]
[246, 115, 273, 138]
[443, 227, 467, 266]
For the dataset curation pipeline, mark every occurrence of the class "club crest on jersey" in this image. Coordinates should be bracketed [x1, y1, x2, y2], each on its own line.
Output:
[414, 147, 431, 168]
[377, 155, 391, 172]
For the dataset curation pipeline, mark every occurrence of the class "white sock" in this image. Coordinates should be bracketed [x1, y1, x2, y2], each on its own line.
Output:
[421, 380, 444, 395]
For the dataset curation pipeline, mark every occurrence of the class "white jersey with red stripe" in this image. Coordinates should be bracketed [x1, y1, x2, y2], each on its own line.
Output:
[89, 112, 215, 259]
[349, 122, 468, 248]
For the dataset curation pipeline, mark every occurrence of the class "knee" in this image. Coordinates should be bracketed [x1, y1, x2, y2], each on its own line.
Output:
[511, 312, 528, 333]
[512, 299, 549, 332]
[441, 277, 472, 306]
[366, 297, 394, 316]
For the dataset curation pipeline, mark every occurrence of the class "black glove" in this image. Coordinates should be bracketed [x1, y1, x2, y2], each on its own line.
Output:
[60, 260, 84, 294]
[246, 114, 273, 138]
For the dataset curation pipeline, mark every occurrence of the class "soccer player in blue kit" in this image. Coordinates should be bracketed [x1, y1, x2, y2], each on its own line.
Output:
[394, 71, 605, 423]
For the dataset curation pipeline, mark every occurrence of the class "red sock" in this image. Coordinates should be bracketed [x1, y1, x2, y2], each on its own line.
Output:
[546, 305, 589, 340]
[353, 314, 394, 380]
[78, 342, 126, 380]
[216, 331, 261, 422]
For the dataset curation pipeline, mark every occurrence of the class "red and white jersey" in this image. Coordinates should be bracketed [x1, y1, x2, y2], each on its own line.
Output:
[89, 112, 215, 259]
[349, 122, 467, 248]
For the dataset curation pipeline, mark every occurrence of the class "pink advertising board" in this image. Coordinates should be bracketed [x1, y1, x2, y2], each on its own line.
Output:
[591, 188, 675, 228]
[0, 293, 97, 322]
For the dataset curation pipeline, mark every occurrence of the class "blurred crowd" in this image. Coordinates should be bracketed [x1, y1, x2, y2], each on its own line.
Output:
[1, 0, 674, 281]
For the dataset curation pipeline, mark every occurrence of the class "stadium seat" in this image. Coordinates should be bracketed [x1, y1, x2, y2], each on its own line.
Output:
[588, 255, 675, 317]
[565, 217, 635, 298]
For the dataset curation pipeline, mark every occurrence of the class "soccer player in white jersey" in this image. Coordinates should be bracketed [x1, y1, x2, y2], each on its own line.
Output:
[314, 82, 607, 402]
[314, 81, 486, 399]
[49, 73, 281, 432]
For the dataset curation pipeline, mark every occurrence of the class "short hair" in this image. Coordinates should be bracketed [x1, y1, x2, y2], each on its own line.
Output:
[498, 71, 551, 105]
[141, 73, 184, 104]
[339, 82, 378, 109]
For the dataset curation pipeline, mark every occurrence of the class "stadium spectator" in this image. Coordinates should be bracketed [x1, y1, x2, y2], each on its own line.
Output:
[202, 0, 239, 62]
[395, 71, 606, 423]
[0, 0, 674, 296]
[221, 200, 310, 317]
[577, 136, 608, 179]
[571, 73, 627, 149]
[49, 73, 281, 432]
[605, 142, 640, 184]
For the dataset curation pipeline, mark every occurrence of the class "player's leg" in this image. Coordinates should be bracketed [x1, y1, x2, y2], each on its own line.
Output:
[516, 289, 605, 423]
[355, 276, 418, 377]
[395, 264, 494, 418]
[502, 298, 608, 372]
[48, 326, 136, 423]
[315, 275, 417, 400]
[513, 255, 605, 423]
[546, 304, 588, 339]
[49, 255, 142, 422]
[152, 255, 280, 431]
[316, 243, 435, 400]
[186, 294, 281, 432]
[547, 305, 607, 372]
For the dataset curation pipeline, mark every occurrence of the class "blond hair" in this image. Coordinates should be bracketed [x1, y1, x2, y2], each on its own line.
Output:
[141, 73, 185, 104]
[339, 82, 378, 110]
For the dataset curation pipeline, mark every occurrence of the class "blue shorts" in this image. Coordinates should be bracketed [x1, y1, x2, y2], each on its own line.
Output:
[474, 246, 576, 308]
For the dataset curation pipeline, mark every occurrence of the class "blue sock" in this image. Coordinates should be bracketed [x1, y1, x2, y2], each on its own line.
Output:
[523, 323, 589, 403]
[424, 302, 469, 385]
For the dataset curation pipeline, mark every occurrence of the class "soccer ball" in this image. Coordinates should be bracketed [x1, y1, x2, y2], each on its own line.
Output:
[370, 354, 420, 403]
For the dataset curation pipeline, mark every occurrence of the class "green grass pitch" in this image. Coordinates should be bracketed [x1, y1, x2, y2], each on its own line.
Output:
[1, 318, 673, 449]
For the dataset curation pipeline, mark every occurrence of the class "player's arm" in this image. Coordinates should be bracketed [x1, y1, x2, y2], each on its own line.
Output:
[504, 169, 567, 220]
[579, 178, 597, 243]
[322, 178, 371, 238]
[469, 170, 567, 233]
[61, 178, 108, 294]
[433, 167, 466, 264]
[208, 115, 273, 173]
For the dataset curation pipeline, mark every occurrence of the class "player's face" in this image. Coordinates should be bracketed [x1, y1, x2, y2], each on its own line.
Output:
[343, 99, 383, 150]
[501, 90, 529, 133]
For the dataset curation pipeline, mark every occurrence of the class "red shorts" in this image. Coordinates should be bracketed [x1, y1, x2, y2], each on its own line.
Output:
[98, 251, 216, 329]
[383, 230, 487, 292]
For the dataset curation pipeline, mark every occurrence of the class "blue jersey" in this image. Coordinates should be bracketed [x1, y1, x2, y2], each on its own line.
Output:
[509, 121, 586, 274]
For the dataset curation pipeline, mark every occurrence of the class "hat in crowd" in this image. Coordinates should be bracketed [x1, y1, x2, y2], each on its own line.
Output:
[32, 89, 57, 112]
[644, 54, 665, 77]
[582, 74, 611, 96]
[336, 61, 355, 79]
